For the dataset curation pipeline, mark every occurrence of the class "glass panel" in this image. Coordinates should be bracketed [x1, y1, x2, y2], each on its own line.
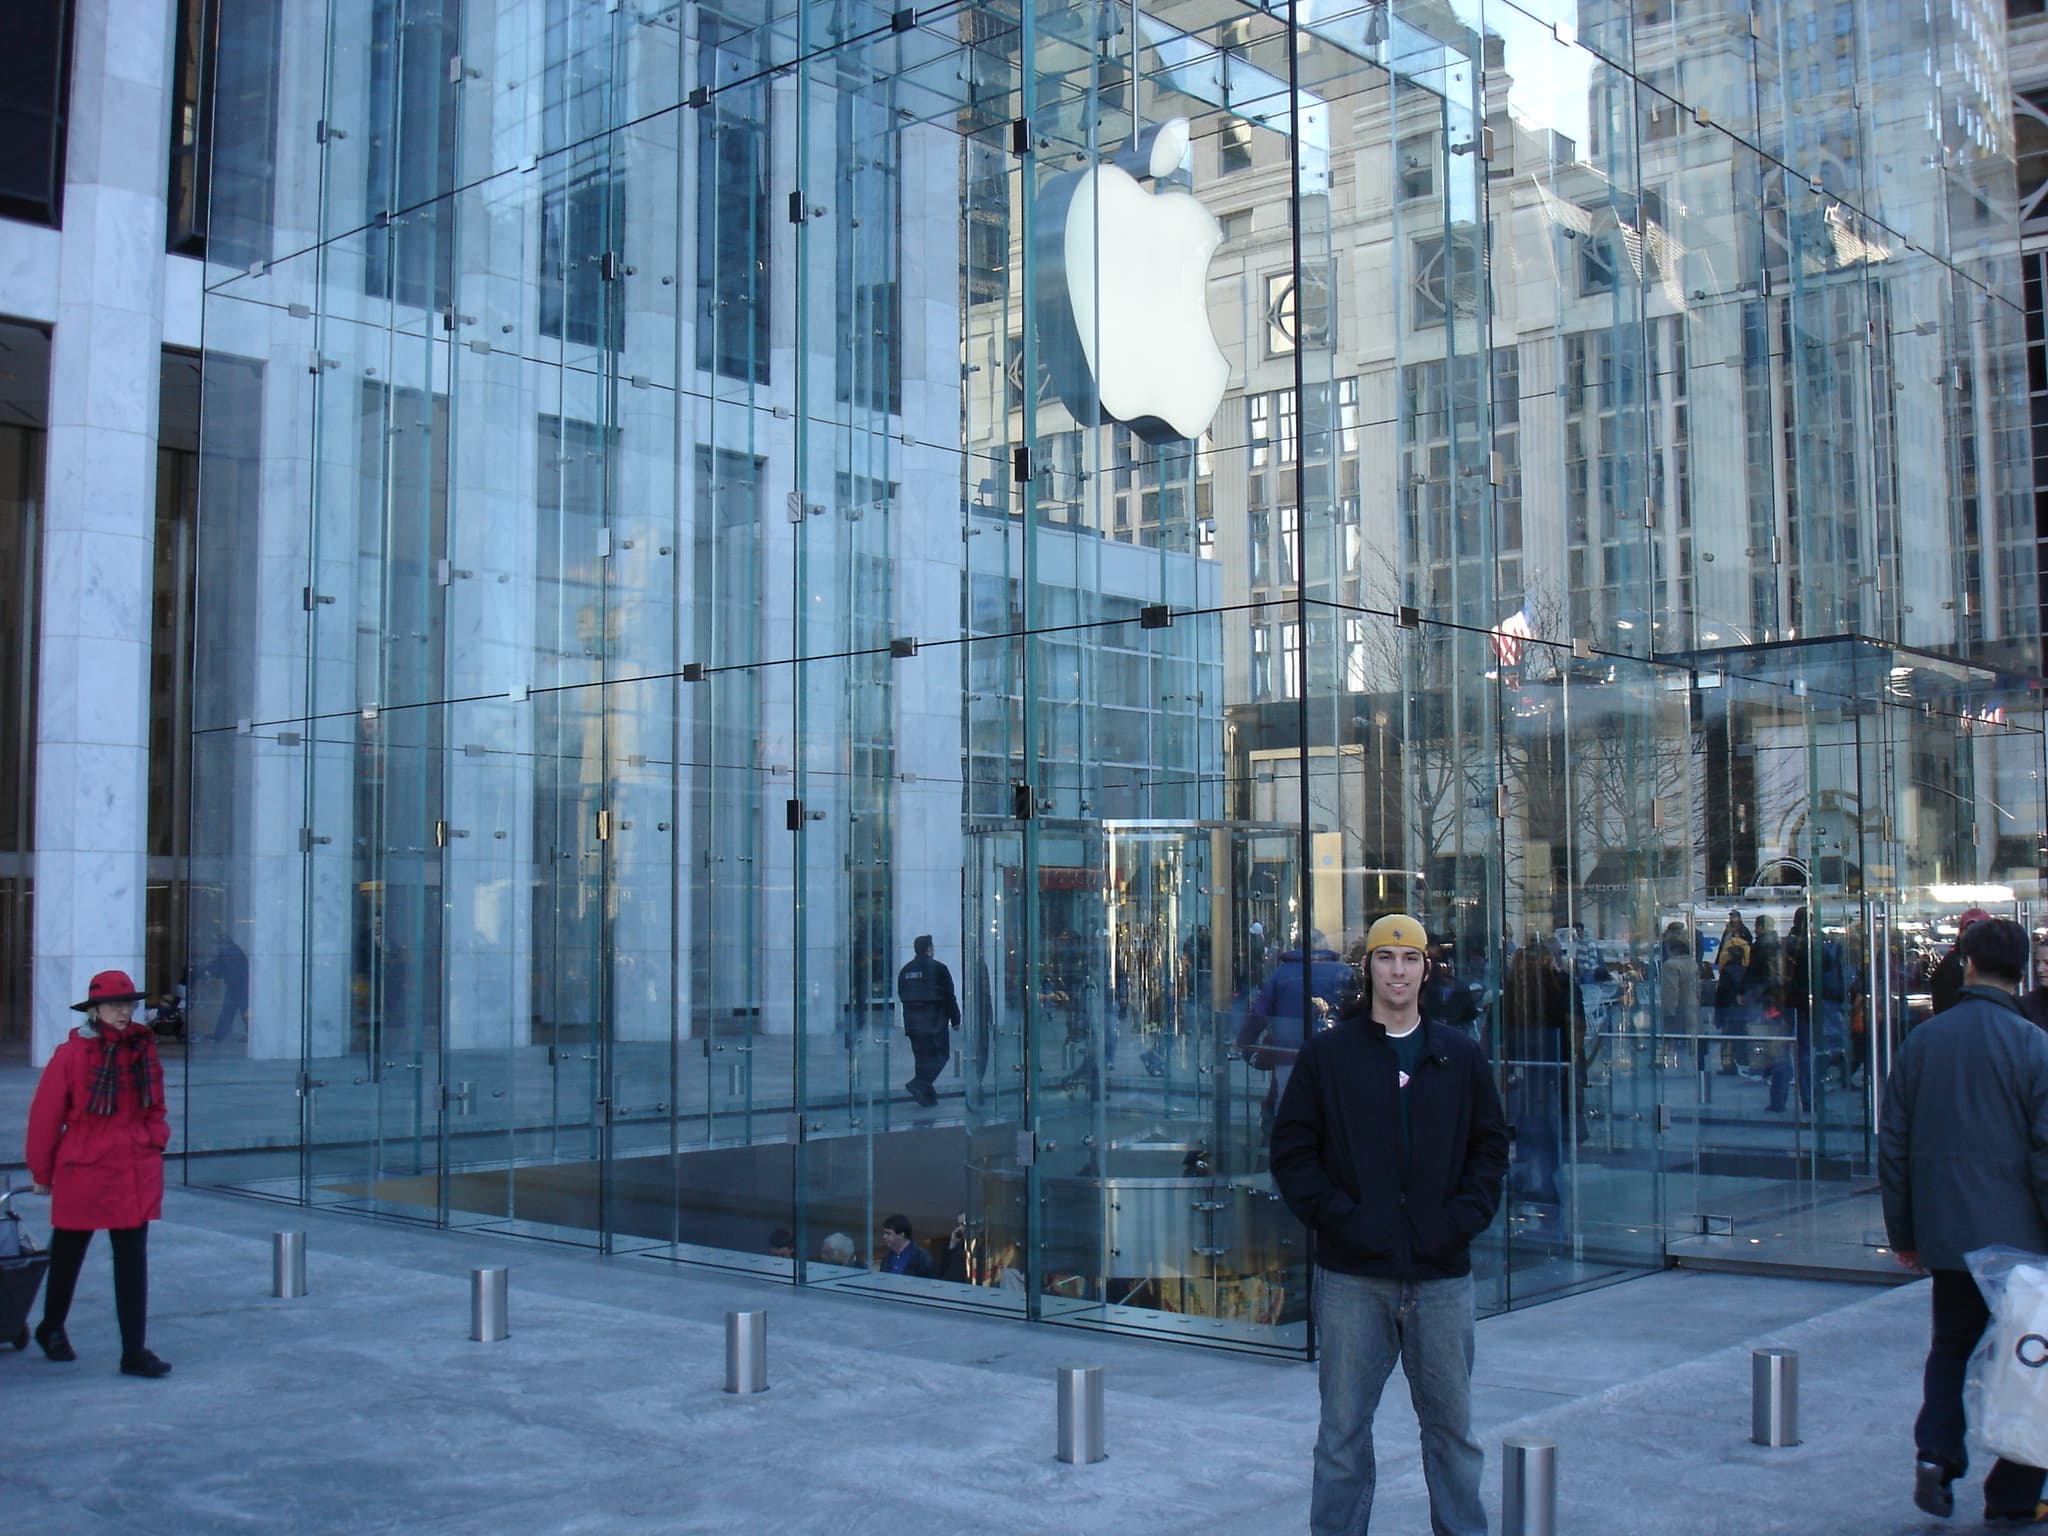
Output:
[185, 0, 2047, 1355]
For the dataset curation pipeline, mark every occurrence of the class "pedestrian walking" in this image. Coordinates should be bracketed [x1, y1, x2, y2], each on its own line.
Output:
[1270, 913, 1510, 1536]
[23, 970, 174, 1377]
[896, 935, 961, 1106]
[1879, 916, 2048, 1525]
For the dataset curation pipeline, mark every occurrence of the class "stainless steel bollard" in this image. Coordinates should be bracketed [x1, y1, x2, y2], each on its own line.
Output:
[724, 1310, 768, 1394]
[1502, 1436, 1558, 1536]
[271, 1231, 306, 1299]
[1055, 1364, 1106, 1465]
[1752, 1347, 1800, 1446]
[470, 1266, 509, 1342]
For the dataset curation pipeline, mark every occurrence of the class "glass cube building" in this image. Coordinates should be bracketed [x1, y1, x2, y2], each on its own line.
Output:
[188, 0, 2045, 1351]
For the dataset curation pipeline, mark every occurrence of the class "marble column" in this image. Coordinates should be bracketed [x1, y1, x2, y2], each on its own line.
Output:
[31, 0, 178, 1063]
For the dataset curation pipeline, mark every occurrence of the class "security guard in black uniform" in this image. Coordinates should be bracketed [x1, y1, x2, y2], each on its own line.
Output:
[896, 936, 961, 1106]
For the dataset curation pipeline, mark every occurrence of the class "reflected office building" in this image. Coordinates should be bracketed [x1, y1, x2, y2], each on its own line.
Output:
[189, 0, 2043, 1352]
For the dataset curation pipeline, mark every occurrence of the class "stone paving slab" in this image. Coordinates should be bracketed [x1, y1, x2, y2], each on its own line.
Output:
[0, 1189, 1986, 1535]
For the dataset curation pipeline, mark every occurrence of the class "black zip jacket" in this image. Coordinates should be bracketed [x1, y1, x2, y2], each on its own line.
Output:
[1269, 1009, 1510, 1280]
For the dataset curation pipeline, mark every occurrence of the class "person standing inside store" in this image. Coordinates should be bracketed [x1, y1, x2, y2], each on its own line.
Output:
[2023, 937, 2048, 1034]
[1500, 937, 1572, 1215]
[1769, 908, 1826, 1114]
[1879, 916, 2048, 1525]
[1271, 914, 1510, 1536]
[1236, 929, 1354, 1131]
[1929, 906, 1994, 1017]
[896, 935, 961, 1107]
[1712, 915, 1752, 1073]
[24, 970, 174, 1378]
[878, 1214, 937, 1278]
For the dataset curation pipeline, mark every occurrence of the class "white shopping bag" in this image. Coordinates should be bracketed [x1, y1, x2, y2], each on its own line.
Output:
[1964, 1247, 2048, 1469]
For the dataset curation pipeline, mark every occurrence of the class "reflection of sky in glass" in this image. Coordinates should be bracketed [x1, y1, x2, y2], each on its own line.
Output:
[1492, 14, 1594, 168]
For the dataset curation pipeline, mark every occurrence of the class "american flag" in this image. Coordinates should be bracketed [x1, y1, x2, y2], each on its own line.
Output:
[1491, 606, 1534, 667]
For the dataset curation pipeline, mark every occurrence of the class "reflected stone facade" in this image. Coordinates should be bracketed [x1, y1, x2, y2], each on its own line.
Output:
[186, 0, 2042, 1351]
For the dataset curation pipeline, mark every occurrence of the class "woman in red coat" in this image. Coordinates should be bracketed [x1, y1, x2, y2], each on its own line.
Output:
[24, 970, 173, 1377]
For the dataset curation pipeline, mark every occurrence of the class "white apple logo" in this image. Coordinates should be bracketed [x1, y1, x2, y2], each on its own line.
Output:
[1035, 118, 1230, 446]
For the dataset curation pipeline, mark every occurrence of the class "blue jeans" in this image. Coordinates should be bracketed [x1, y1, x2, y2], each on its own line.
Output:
[1311, 1268, 1486, 1536]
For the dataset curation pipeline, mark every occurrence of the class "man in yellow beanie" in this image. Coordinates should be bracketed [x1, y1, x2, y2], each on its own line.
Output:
[1270, 912, 1509, 1536]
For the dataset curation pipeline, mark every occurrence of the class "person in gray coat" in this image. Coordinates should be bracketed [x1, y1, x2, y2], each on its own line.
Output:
[1879, 916, 2048, 1526]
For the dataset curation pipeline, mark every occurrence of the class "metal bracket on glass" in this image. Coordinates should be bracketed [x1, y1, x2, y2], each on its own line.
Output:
[1014, 1130, 1037, 1166]
[687, 86, 708, 109]
[1011, 782, 1035, 821]
[682, 662, 707, 683]
[890, 7, 914, 30]
[1139, 605, 1172, 630]
[1010, 118, 1031, 155]
[889, 637, 919, 659]
[1396, 604, 1420, 628]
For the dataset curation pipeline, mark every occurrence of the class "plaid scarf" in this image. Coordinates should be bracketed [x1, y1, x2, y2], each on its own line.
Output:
[85, 1024, 155, 1117]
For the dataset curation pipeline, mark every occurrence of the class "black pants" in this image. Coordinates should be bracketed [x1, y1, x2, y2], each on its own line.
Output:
[43, 1224, 150, 1357]
[1918, 1268, 2046, 1514]
[905, 1024, 950, 1093]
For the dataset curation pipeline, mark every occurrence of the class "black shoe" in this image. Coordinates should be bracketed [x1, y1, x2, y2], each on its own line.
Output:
[119, 1350, 172, 1379]
[1913, 1459, 1955, 1519]
[33, 1321, 75, 1362]
[1986, 1504, 2048, 1527]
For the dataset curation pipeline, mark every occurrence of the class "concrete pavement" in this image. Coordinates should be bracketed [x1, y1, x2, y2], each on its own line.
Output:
[0, 1186, 1995, 1535]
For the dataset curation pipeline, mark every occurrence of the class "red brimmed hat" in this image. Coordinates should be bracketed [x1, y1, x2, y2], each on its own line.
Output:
[71, 969, 146, 1012]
